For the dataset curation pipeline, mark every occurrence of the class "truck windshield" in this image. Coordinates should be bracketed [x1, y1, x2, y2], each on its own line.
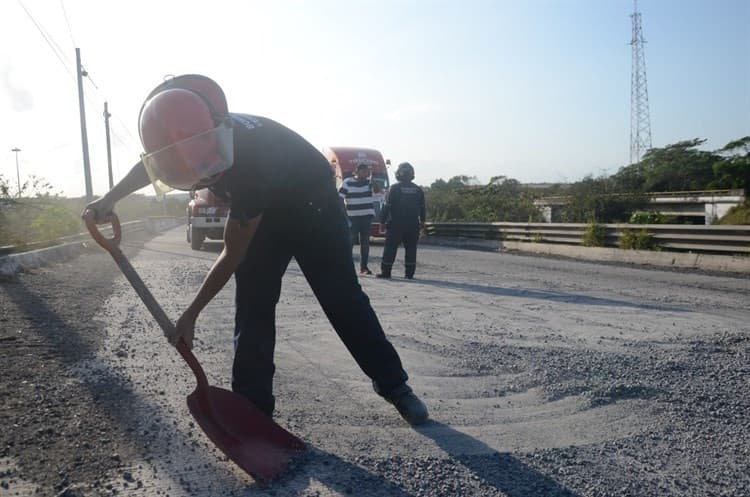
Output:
[372, 174, 388, 193]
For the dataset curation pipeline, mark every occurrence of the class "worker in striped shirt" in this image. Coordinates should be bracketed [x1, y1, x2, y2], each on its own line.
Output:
[339, 163, 376, 275]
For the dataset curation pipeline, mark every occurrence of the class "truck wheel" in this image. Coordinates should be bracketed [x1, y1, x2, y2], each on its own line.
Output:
[190, 226, 205, 250]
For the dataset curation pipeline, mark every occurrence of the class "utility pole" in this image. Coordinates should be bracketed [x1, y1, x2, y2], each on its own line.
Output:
[629, 0, 652, 165]
[104, 102, 113, 190]
[11, 147, 21, 197]
[76, 48, 93, 200]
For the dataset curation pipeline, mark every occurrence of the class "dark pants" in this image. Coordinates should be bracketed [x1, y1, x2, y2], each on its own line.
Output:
[349, 215, 373, 269]
[232, 186, 408, 415]
[381, 223, 420, 277]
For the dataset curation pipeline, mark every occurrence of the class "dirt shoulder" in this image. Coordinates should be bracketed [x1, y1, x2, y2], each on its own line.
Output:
[0, 238, 151, 496]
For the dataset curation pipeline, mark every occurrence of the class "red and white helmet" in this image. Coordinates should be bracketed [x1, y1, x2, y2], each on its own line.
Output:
[138, 76, 233, 194]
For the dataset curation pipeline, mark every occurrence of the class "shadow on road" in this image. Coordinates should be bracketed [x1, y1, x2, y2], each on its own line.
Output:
[406, 277, 686, 312]
[415, 421, 580, 497]
[1, 272, 424, 496]
[0, 260, 258, 493]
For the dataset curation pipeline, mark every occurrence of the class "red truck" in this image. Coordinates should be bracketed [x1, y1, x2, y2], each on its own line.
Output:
[186, 188, 230, 250]
[323, 147, 390, 237]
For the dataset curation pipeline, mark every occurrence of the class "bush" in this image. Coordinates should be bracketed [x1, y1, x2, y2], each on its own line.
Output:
[718, 201, 750, 225]
[0, 200, 82, 246]
[30, 205, 81, 241]
[0, 194, 187, 247]
[618, 228, 655, 250]
[558, 175, 647, 223]
[630, 211, 662, 224]
[425, 176, 544, 222]
[582, 222, 606, 247]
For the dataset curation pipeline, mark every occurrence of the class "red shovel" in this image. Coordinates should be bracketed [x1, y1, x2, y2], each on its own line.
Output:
[85, 212, 305, 483]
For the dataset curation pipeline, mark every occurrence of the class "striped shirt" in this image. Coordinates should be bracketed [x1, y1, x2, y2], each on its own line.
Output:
[339, 177, 376, 217]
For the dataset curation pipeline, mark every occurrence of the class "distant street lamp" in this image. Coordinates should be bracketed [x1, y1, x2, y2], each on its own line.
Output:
[11, 147, 21, 197]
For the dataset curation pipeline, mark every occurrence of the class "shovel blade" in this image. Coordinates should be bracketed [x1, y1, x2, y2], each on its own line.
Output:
[187, 385, 305, 483]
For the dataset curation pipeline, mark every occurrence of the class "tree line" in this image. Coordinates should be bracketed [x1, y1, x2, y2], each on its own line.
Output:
[424, 136, 749, 224]
[1, 134, 748, 247]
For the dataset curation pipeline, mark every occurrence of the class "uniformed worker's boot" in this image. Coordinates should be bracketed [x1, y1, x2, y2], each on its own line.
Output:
[376, 266, 392, 279]
[386, 389, 429, 425]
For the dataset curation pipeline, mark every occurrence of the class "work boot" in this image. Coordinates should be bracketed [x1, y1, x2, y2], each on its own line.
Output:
[387, 390, 429, 425]
[404, 274, 414, 280]
[376, 268, 391, 279]
[359, 267, 373, 275]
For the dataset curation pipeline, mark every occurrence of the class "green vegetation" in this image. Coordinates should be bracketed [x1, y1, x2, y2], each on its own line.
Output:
[618, 228, 656, 250]
[2, 134, 746, 248]
[629, 211, 669, 224]
[711, 137, 750, 193]
[718, 201, 750, 225]
[0, 174, 186, 248]
[557, 176, 646, 223]
[582, 222, 607, 247]
[610, 137, 749, 195]
[423, 135, 748, 225]
[425, 175, 544, 222]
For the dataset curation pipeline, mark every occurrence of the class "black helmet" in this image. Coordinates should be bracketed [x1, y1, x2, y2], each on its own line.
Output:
[395, 162, 415, 182]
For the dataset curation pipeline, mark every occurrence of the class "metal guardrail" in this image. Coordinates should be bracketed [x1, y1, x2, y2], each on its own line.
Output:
[423, 222, 750, 254]
[2, 218, 746, 256]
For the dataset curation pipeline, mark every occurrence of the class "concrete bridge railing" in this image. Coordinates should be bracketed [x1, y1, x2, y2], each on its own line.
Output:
[534, 189, 746, 224]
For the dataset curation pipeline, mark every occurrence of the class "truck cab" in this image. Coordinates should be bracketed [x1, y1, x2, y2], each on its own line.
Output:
[323, 147, 390, 236]
[186, 188, 230, 250]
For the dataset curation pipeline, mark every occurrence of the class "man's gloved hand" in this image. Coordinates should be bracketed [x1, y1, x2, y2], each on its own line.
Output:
[82, 195, 115, 223]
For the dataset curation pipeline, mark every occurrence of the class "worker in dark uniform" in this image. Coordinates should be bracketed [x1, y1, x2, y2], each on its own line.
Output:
[82, 75, 428, 425]
[377, 162, 426, 279]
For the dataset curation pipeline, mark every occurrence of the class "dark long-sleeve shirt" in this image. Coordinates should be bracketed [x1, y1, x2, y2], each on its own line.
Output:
[379, 181, 425, 227]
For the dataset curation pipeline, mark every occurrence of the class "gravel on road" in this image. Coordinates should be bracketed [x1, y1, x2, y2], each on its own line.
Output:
[1, 231, 748, 497]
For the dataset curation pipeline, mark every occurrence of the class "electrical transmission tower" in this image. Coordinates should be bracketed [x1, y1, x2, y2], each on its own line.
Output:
[629, 0, 652, 165]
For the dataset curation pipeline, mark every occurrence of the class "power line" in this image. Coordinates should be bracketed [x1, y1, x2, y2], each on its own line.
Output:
[59, 0, 77, 48]
[18, 0, 106, 115]
[113, 114, 140, 146]
[17, 0, 141, 176]
[85, 72, 100, 90]
[106, 113, 140, 151]
[18, 1, 113, 116]
[16, 0, 77, 84]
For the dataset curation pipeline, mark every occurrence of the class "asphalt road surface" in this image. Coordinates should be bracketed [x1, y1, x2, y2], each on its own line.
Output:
[1, 227, 748, 496]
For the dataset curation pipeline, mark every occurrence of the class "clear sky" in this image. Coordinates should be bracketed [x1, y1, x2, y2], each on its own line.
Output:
[1, 0, 748, 197]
